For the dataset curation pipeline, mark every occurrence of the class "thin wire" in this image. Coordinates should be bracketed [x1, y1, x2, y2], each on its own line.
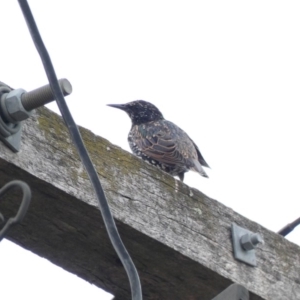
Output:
[0, 180, 31, 242]
[17, 1, 142, 299]
[278, 217, 300, 237]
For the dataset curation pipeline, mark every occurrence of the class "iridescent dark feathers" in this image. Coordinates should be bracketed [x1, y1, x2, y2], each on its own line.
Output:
[107, 100, 209, 181]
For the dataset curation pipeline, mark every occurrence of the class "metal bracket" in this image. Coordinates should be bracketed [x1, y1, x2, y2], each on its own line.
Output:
[231, 222, 263, 267]
[0, 83, 22, 152]
[0, 125, 23, 152]
[212, 283, 249, 300]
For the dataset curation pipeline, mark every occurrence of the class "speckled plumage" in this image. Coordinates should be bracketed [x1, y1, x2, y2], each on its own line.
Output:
[107, 100, 209, 181]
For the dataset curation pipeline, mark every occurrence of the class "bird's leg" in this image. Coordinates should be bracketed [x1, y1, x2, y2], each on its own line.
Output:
[178, 172, 185, 182]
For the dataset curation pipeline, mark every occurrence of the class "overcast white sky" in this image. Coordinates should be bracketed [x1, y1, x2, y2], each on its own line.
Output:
[1, 1, 300, 299]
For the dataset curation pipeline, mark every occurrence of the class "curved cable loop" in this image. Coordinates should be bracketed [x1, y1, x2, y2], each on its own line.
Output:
[0, 180, 31, 241]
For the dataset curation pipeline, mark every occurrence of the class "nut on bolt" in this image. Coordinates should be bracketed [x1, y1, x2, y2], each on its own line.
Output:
[240, 233, 263, 251]
[4, 89, 32, 123]
[0, 79, 72, 153]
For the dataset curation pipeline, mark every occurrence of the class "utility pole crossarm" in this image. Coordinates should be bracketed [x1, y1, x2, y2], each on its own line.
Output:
[0, 107, 299, 300]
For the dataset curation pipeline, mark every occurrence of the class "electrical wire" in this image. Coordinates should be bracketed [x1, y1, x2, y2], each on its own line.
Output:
[278, 217, 300, 237]
[17, 1, 142, 299]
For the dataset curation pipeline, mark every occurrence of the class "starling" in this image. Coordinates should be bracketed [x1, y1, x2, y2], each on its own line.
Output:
[107, 100, 209, 181]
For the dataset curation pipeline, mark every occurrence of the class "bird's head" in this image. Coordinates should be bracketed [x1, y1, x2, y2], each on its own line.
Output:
[107, 100, 164, 125]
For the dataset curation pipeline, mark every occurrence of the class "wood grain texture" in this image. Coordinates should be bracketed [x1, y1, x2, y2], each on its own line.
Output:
[0, 107, 299, 300]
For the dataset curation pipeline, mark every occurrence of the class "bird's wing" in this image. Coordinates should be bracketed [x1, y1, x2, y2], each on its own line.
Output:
[140, 134, 185, 166]
[133, 122, 193, 168]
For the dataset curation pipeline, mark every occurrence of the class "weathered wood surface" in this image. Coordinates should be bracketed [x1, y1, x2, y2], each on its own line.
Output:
[0, 107, 299, 300]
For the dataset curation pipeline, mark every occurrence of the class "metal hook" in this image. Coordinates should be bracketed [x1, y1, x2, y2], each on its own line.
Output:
[0, 180, 31, 242]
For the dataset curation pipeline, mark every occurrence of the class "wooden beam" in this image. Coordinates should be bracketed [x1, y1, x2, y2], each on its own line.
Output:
[0, 107, 299, 300]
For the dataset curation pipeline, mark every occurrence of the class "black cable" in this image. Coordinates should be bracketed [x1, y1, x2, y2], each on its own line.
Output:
[278, 217, 300, 237]
[0, 180, 31, 242]
[17, 1, 142, 299]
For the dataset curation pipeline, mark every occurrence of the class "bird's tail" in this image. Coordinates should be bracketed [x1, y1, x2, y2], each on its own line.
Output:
[190, 159, 209, 178]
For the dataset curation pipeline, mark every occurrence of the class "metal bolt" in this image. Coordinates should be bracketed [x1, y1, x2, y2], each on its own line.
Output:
[21, 78, 72, 111]
[1, 79, 72, 123]
[240, 233, 263, 251]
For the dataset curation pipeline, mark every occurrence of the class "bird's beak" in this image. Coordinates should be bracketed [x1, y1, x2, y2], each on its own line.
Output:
[107, 104, 127, 111]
